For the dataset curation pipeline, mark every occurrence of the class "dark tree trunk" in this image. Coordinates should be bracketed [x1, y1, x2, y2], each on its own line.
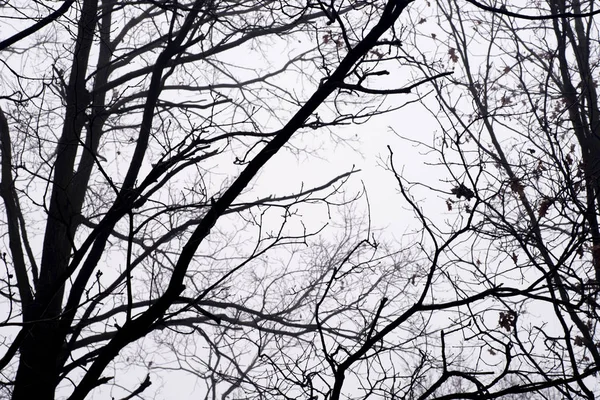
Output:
[12, 1, 99, 398]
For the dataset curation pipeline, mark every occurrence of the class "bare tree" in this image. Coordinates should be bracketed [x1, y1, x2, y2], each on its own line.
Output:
[3, 0, 598, 399]
[0, 0, 434, 399]
[383, 0, 600, 398]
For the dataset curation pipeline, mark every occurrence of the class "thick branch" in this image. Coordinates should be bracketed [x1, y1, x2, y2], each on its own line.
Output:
[0, 108, 32, 311]
[0, 0, 76, 51]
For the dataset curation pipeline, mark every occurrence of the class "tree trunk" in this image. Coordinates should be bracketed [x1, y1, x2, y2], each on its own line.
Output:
[12, 1, 99, 398]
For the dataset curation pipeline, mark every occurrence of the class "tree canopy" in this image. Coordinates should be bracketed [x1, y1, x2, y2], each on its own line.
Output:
[1, 0, 600, 399]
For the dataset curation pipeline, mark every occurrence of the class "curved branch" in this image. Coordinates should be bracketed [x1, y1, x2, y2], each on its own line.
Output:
[0, 0, 76, 51]
[464, 0, 600, 20]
